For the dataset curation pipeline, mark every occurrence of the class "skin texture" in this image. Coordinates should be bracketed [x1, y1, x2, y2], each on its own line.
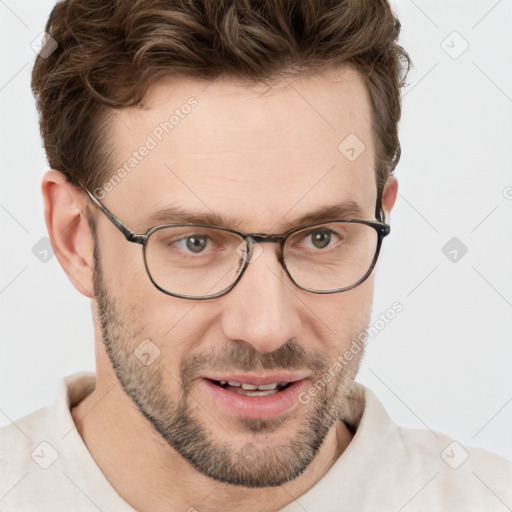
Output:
[42, 66, 398, 512]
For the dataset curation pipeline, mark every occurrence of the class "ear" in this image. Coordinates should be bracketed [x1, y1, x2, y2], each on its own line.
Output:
[41, 170, 96, 298]
[381, 175, 398, 223]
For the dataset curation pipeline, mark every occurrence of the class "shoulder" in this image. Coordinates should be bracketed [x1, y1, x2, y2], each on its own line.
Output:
[0, 372, 103, 511]
[348, 383, 512, 509]
[396, 420, 511, 490]
[0, 405, 56, 509]
[0, 405, 52, 464]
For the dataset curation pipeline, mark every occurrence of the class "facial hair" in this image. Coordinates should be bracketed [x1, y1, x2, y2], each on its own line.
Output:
[91, 231, 365, 488]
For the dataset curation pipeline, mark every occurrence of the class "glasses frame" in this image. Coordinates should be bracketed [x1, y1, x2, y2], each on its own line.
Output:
[81, 186, 390, 300]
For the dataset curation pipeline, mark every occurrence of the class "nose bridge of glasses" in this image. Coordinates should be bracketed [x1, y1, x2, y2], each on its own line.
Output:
[247, 233, 285, 244]
[240, 233, 286, 267]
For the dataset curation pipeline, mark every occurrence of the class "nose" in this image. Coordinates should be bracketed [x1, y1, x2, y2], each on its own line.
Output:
[219, 241, 303, 354]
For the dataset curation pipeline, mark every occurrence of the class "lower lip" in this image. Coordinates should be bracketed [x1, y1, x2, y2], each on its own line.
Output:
[200, 378, 308, 420]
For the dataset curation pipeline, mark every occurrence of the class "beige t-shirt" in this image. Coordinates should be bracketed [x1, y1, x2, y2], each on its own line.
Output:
[1, 372, 511, 511]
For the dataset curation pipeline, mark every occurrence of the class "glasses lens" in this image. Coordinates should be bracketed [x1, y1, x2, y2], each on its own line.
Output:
[283, 222, 379, 291]
[145, 226, 246, 297]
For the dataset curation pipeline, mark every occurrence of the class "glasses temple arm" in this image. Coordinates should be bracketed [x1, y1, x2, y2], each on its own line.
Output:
[81, 186, 144, 244]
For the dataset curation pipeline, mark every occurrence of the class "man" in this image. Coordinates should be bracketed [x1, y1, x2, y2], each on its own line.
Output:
[1, 0, 511, 510]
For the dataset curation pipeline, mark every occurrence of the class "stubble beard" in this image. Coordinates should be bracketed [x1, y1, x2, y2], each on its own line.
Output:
[91, 236, 364, 487]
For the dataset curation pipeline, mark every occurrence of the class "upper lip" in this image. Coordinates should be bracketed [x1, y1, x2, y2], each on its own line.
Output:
[201, 371, 311, 386]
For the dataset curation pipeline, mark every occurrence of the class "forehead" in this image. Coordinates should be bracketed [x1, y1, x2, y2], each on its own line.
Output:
[104, 66, 377, 232]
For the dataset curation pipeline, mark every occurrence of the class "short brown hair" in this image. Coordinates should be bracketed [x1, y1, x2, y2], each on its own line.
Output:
[32, 0, 411, 209]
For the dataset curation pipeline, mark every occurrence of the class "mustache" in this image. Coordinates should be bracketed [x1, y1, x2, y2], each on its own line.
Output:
[179, 339, 329, 388]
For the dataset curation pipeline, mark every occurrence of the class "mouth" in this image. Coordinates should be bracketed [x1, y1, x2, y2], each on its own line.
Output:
[199, 373, 309, 420]
[207, 379, 292, 397]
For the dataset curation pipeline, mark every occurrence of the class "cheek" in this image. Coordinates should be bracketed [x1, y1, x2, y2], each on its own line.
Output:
[100, 235, 147, 293]
[310, 274, 374, 352]
[141, 296, 219, 372]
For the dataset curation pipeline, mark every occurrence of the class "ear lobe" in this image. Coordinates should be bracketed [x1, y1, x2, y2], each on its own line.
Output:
[381, 175, 398, 222]
[41, 170, 95, 298]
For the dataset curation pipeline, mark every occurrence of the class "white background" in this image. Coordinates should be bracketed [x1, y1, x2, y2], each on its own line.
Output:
[1, 0, 511, 463]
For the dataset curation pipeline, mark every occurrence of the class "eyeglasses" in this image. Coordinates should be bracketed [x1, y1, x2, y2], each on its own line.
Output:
[81, 186, 390, 300]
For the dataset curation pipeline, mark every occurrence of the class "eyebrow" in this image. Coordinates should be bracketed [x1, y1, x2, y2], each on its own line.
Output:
[142, 199, 366, 233]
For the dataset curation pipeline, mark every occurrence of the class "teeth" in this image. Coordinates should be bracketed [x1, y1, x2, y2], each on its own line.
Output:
[235, 388, 280, 397]
[220, 380, 283, 391]
[257, 383, 279, 390]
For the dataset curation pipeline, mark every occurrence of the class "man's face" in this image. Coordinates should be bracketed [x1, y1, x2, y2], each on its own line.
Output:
[91, 66, 379, 487]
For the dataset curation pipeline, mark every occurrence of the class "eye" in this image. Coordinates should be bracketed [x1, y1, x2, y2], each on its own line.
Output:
[309, 229, 334, 249]
[302, 228, 342, 250]
[175, 234, 209, 253]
